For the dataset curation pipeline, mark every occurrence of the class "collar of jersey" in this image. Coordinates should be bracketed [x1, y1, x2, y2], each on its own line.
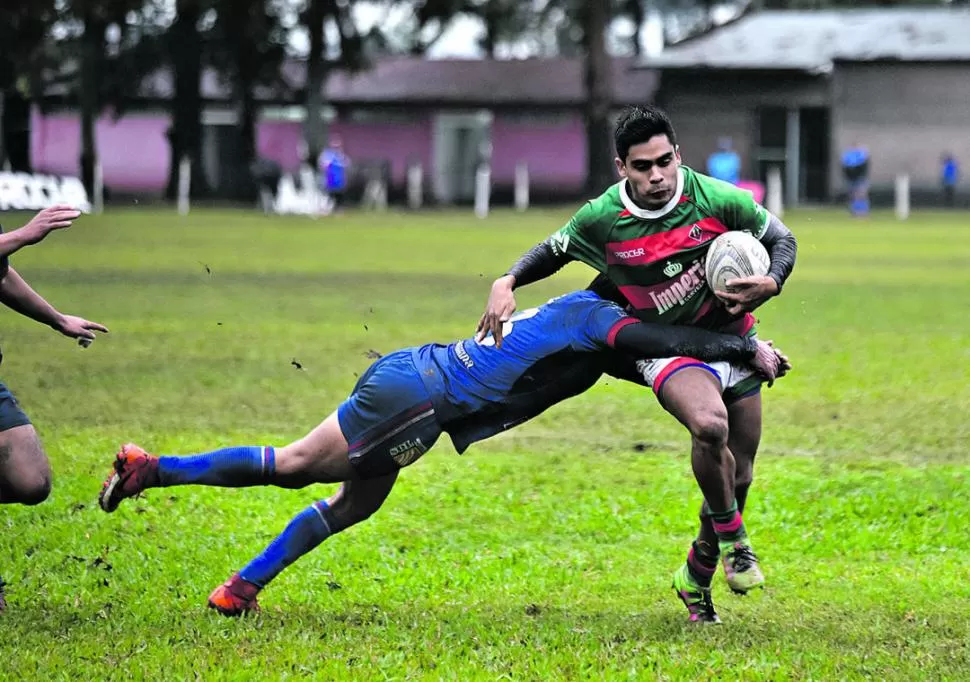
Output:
[618, 167, 685, 220]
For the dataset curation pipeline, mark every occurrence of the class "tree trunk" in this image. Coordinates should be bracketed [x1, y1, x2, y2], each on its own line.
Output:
[80, 8, 103, 195]
[221, 0, 258, 200]
[166, 0, 208, 199]
[482, 4, 500, 58]
[303, 0, 328, 164]
[584, 1, 614, 195]
[628, 0, 644, 57]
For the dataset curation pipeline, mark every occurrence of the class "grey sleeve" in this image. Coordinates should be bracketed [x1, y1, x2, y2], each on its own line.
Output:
[612, 322, 758, 363]
[505, 241, 571, 289]
[761, 213, 797, 292]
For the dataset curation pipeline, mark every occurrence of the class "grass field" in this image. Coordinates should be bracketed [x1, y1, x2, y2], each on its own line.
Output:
[0, 206, 968, 680]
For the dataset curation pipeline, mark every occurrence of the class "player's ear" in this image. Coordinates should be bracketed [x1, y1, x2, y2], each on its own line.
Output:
[614, 156, 626, 178]
[674, 145, 682, 163]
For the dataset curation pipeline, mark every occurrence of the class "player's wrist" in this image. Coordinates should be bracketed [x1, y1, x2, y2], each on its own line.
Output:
[767, 273, 783, 295]
[743, 337, 760, 358]
[49, 311, 68, 332]
[496, 274, 516, 290]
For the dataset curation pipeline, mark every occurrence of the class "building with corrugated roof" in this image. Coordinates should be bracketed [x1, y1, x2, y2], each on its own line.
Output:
[641, 8, 970, 205]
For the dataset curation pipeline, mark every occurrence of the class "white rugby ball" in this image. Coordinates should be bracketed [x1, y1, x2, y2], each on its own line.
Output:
[705, 231, 770, 294]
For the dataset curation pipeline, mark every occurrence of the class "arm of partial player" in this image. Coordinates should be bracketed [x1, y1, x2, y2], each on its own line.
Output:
[0, 266, 69, 330]
[0, 267, 108, 341]
[0, 230, 38, 259]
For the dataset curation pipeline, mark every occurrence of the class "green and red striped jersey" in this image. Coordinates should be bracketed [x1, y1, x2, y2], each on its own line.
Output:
[548, 165, 770, 330]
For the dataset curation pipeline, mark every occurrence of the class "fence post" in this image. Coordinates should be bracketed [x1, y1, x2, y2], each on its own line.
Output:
[474, 163, 491, 219]
[766, 165, 784, 218]
[895, 173, 910, 221]
[514, 161, 529, 212]
[177, 156, 191, 216]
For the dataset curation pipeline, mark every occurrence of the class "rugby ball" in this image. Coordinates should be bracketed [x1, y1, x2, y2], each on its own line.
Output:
[705, 231, 770, 294]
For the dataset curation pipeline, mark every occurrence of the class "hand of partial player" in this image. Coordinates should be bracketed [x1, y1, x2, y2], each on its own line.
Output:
[476, 275, 517, 347]
[717, 275, 779, 316]
[54, 314, 109, 347]
[18, 205, 82, 245]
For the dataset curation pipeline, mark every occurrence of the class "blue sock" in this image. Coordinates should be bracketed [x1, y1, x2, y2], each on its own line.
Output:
[240, 500, 335, 587]
[157, 446, 275, 487]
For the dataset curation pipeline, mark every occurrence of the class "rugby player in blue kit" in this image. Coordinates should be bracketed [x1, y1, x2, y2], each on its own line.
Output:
[97, 289, 787, 616]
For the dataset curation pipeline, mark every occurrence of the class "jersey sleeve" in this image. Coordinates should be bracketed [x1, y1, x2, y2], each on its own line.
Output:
[572, 298, 638, 352]
[545, 201, 608, 272]
[716, 184, 771, 240]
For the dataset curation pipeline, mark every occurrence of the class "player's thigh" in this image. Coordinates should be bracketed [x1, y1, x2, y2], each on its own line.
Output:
[641, 359, 727, 437]
[0, 380, 48, 498]
[335, 350, 443, 479]
[0, 425, 51, 503]
[278, 411, 355, 483]
[726, 391, 762, 483]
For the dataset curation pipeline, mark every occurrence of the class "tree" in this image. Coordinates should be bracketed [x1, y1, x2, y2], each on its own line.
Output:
[210, 0, 289, 199]
[52, 0, 156, 193]
[0, 4, 57, 170]
[302, 0, 365, 164]
[408, 0, 536, 57]
[165, 0, 211, 199]
[580, 1, 615, 194]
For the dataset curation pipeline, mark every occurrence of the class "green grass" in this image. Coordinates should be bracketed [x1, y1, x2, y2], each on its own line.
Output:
[1, 206, 969, 680]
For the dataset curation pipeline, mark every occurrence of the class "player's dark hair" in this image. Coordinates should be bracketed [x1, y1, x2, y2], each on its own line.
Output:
[614, 105, 677, 161]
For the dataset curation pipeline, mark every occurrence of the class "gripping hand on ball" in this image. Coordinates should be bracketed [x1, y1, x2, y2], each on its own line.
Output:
[717, 275, 779, 316]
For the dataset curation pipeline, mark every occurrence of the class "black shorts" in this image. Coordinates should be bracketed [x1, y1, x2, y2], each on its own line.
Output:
[0, 381, 31, 432]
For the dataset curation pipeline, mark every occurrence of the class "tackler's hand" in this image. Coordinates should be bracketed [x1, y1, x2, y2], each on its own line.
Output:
[476, 275, 517, 348]
[751, 339, 781, 387]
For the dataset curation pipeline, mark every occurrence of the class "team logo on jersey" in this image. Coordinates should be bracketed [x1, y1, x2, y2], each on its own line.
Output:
[663, 260, 683, 277]
[612, 247, 645, 260]
[689, 225, 704, 242]
[550, 230, 570, 256]
[390, 438, 427, 466]
[650, 259, 707, 315]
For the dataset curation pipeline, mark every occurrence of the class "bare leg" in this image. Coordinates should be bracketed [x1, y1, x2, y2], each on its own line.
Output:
[208, 469, 399, 615]
[273, 411, 357, 486]
[659, 368, 735, 513]
[0, 424, 51, 613]
[100, 410, 360, 513]
[696, 392, 762, 550]
[233, 470, 399, 589]
[0, 425, 51, 505]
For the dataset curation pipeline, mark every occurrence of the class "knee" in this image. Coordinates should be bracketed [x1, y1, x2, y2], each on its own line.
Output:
[6, 474, 52, 505]
[689, 411, 729, 448]
[326, 486, 383, 530]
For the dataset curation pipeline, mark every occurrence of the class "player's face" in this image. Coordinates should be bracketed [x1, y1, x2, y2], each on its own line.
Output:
[615, 135, 681, 210]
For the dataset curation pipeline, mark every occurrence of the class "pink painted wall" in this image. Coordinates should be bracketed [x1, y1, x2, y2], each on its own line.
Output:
[30, 108, 588, 196]
[256, 117, 434, 186]
[490, 112, 587, 192]
[31, 107, 171, 192]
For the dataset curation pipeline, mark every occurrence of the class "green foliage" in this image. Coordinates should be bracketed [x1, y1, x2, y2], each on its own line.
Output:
[0, 207, 968, 678]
